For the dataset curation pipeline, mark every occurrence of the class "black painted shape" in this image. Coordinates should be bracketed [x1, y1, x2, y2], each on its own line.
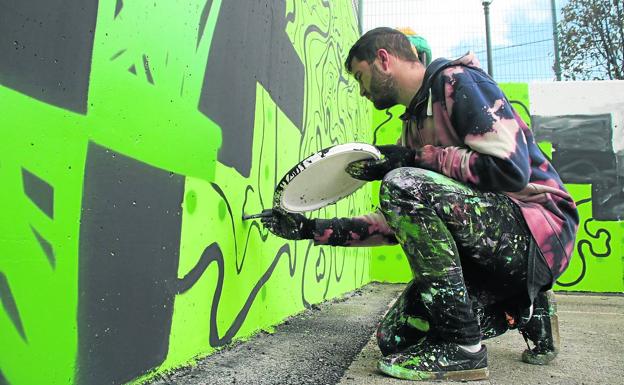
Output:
[21, 168, 54, 219]
[204, 242, 293, 347]
[110, 49, 126, 61]
[142, 54, 154, 84]
[76, 142, 188, 385]
[0, 0, 99, 114]
[30, 225, 55, 269]
[553, 149, 623, 220]
[199, 0, 304, 177]
[128, 64, 137, 74]
[552, 149, 615, 184]
[532, 114, 613, 151]
[114, 0, 123, 18]
[0, 369, 9, 385]
[197, 0, 215, 49]
[532, 114, 623, 221]
[0, 272, 27, 342]
[211, 183, 238, 260]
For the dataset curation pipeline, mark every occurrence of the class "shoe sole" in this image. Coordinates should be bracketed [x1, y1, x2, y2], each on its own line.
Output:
[522, 349, 557, 365]
[378, 360, 489, 381]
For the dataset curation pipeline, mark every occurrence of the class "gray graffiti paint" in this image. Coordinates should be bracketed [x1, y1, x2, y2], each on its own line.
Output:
[0, 272, 27, 342]
[29, 226, 55, 269]
[531, 114, 612, 151]
[21, 168, 54, 218]
[21, 168, 56, 268]
[532, 114, 623, 220]
[0, 369, 9, 385]
[196, 0, 215, 49]
[76, 142, 187, 385]
[114, 0, 124, 18]
[199, 0, 304, 177]
[0, 0, 99, 114]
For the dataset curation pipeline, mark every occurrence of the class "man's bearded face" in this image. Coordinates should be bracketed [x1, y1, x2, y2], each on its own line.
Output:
[368, 64, 399, 110]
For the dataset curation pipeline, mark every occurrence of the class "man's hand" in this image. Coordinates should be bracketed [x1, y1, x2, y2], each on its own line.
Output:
[346, 145, 420, 181]
[260, 208, 315, 240]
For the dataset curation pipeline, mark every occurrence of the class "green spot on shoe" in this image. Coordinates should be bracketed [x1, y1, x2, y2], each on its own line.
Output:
[402, 356, 422, 368]
[406, 316, 430, 331]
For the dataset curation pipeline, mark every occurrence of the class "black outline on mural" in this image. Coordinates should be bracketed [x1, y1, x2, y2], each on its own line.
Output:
[556, 198, 613, 287]
[210, 183, 239, 261]
[204, 242, 296, 347]
[372, 108, 395, 145]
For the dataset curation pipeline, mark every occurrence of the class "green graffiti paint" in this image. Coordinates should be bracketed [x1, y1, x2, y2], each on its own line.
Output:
[264, 164, 270, 180]
[185, 190, 198, 214]
[1, 1, 373, 384]
[406, 316, 430, 332]
[218, 200, 227, 221]
[402, 356, 423, 368]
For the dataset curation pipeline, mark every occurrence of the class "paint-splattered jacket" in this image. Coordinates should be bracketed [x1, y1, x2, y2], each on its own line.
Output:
[314, 52, 579, 279]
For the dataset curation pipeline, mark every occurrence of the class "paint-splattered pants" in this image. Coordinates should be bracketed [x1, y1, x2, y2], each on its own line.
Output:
[377, 167, 548, 354]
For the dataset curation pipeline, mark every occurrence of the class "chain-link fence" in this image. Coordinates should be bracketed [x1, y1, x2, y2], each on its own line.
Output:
[360, 0, 565, 82]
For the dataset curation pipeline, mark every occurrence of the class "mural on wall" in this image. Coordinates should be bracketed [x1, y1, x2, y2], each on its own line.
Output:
[529, 81, 624, 292]
[367, 82, 624, 292]
[199, 1, 305, 177]
[0, 0, 99, 114]
[0, 1, 371, 385]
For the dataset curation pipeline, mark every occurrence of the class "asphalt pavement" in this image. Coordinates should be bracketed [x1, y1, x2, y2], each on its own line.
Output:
[148, 284, 624, 385]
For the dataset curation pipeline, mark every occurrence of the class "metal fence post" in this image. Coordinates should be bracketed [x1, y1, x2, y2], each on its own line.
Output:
[358, 0, 364, 36]
[482, 0, 494, 77]
[551, 0, 562, 80]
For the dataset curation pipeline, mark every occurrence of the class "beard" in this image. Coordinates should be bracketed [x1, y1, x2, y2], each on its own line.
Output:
[369, 64, 399, 110]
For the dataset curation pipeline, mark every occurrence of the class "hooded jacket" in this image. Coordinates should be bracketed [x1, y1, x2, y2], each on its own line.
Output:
[315, 53, 579, 280]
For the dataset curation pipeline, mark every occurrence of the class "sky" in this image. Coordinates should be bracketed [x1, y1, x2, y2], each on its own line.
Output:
[360, 0, 569, 82]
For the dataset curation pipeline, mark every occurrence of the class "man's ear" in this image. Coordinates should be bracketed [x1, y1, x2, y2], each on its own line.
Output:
[377, 49, 390, 71]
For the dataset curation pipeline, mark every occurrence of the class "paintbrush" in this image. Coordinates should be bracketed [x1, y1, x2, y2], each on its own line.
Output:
[242, 209, 274, 221]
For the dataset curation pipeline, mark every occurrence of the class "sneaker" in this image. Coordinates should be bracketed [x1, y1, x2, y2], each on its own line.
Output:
[377, 338, 489, 381]
[519, 290, 560, 365]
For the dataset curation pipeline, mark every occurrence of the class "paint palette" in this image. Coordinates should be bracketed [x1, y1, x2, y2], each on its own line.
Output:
[274, 143, 381, 212]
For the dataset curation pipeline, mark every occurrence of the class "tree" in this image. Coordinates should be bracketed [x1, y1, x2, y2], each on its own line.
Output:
[558, 0, 624, 80]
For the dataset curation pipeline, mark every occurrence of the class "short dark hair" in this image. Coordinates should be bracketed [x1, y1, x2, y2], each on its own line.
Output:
[344, 27, 419, 73]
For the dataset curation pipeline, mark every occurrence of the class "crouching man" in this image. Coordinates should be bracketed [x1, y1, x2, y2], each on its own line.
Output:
[262, 27, 578, 382]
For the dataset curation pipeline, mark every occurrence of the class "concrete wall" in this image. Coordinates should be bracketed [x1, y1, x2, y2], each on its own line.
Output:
[370, 81, 624, 293]
[0, 2, 372, 385]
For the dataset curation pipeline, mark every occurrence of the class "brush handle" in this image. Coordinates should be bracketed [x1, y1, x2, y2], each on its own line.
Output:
[242, 209, 274, 220]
